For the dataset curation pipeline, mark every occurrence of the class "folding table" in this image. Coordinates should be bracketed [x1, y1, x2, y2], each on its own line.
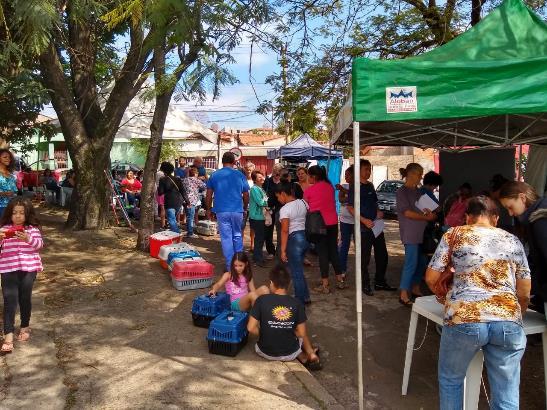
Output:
[402, 295, 547, 409]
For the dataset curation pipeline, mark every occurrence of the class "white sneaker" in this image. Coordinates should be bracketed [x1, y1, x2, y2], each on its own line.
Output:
[187, 234, 199, 239]
[265, 254, 274, 260]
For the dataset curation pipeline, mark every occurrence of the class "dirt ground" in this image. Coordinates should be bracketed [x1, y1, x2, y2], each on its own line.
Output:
[2, 205, 545, 409]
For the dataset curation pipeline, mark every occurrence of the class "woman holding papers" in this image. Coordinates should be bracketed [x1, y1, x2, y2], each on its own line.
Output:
[347, 160, 395, 296]
[397, 163, 437, 306]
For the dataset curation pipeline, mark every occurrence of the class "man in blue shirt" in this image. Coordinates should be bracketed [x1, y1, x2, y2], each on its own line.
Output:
[348, 159, 394, 296]
[206, 152, 250, 270]
[175, 157, 187, 179]
[192, 157, 207, 180]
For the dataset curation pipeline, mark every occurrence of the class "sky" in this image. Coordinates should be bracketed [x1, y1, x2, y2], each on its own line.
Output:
[41, 38, 281, 132]
[172, 40, 280, 131]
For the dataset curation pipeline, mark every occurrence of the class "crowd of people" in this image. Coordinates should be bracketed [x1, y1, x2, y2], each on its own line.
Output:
[1, 144, 547, 395]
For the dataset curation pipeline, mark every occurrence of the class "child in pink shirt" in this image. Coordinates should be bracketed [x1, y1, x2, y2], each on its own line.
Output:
[0, 197, 43, 353]
[209, 252, 269, 311]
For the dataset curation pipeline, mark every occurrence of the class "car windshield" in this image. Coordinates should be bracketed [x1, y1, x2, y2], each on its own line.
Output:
[377, 181, 402, 193]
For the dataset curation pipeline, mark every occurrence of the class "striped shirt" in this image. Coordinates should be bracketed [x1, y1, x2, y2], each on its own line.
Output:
[0, 225, 43, 273]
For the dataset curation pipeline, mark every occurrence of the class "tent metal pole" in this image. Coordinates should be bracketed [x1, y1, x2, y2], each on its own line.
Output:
[505, 114, 509, 144]
[327, 140, 331, 175]
[353, 121, 364, 410]
[518, 144, 523, 181]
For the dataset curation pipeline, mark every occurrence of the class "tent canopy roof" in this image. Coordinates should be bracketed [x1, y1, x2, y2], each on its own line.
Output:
[267, 133, 342, 159]
[50, 84, 218, 144]
[331, 0, 547, 149]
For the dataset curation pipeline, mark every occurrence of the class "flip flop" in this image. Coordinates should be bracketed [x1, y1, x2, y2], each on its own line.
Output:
[399, 298, 413, 307]
[298, 357, 322, 371]
[17, 329, 31, 342]
[1, 341, 13, 353]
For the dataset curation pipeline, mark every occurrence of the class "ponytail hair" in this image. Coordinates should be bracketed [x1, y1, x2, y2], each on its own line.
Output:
[308, 165, 328, 183]
[499, 181, 539, 208]
[400, 163, 423, 179]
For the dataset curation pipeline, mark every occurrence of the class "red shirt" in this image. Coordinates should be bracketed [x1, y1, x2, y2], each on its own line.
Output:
[121, 178, 142, 193]
[303, 181, 338, 226]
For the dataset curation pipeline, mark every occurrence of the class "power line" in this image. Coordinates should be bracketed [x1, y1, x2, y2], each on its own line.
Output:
[209, 112, 258, 122]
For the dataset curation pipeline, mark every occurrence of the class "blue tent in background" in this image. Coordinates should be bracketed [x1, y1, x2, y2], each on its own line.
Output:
[267, 133, 342, 160]
[267, 133, 344, 211]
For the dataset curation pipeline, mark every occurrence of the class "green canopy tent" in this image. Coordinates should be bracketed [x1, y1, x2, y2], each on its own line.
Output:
[331, 1, 547, 408]
[332, 0, 547, 149]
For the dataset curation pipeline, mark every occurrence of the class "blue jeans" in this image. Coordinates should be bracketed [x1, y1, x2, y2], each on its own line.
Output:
[126, 192, 139, 206]
[287, 231, 310, 304]
[217, 212, 244, 270]
[399, 244, 427, 291]
[185, 206, 196, 235]
[166, 208, 180, 234]
[338, 222, 354, 273]
[439, 321, 526, 410]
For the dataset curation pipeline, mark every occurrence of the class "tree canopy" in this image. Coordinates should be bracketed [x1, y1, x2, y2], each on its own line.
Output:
[262, 0, 547, 138]
[0, 1, 53, 146]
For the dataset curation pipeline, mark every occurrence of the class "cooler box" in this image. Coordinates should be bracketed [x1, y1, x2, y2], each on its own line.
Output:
[196, 220, 217, 236]
[191, 292, 230, 328]
[167, 249, 201, 267]
[158, 243, 195, 269]
[207, 311, 249, 357]
[150, 231, 181, 259]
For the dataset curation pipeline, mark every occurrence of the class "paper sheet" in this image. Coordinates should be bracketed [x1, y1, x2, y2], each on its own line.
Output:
[372, 219, 385, 238]
[415, 194, 439, 212]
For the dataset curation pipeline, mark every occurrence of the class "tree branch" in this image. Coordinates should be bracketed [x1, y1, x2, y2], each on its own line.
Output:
[39, 43, 88, 153]
[66, 3, 102, 136]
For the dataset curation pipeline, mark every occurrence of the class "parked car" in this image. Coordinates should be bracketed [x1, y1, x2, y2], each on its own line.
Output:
[111, 161, 141, 181]
[376, 180, 404, 216]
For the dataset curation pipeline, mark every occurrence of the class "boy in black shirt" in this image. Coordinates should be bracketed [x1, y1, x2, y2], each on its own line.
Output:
[247, 265, 321, 370]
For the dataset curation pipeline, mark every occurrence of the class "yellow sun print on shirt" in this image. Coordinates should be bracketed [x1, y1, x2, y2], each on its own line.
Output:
[272, 306, 293, 321]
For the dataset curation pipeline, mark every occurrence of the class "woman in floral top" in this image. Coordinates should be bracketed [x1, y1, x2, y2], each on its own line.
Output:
[182, 166, 206, 238]
[425, 196, 531, 410]
[0, 150, 18, 218]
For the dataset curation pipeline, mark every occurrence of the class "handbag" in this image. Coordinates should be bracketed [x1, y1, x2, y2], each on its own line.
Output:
[433, 227, 460, 301]
[303, 200, 327, 243]
[263, 208, 272, 226]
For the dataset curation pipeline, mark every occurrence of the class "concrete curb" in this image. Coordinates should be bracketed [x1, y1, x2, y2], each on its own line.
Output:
[283, 361, 345, 410]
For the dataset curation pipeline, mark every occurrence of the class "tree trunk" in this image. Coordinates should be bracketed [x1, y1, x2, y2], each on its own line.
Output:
[471, 0, 485, 26]
[137, 46, 171, 251]
[65, 143, 112, 229]
[136, 37, 203, 250]
[38, 23, 152, 230]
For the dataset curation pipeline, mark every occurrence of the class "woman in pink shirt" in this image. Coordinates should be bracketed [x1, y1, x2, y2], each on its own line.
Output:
[304, 166, 344, 293]
[0, 197, 43, 352]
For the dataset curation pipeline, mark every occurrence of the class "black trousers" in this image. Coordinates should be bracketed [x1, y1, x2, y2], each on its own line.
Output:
[2, 271, 36, 334]
[361, 230, 389, 288]
[264, 210, 276, 255]
[249, 218, 265, 264]
[316, 225, 342, 279]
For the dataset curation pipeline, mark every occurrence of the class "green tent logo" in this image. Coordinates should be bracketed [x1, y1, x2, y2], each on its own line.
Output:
[386, 86, 417, 113]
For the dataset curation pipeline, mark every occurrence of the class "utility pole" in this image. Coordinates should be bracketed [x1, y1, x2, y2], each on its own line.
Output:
[217, 133, 221, 170]
[280, 42, 289, 145]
